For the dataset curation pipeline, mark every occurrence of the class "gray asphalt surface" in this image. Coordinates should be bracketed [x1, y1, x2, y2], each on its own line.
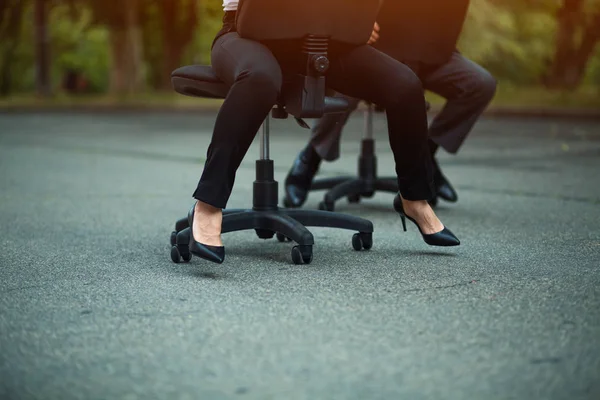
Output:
[0, 111, 599, 400]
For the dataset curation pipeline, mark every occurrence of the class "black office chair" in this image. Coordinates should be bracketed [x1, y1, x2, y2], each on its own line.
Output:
[295, 102, 431, 212]
[169, 0, 381, 265]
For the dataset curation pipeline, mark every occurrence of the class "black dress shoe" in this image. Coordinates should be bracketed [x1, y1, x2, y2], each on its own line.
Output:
[433, 159, 458, 203]
[393, 194, 460, 247]
[187, 203, 225, 264]
[283, 145, 322, 208]
[435, 175, 458, 202]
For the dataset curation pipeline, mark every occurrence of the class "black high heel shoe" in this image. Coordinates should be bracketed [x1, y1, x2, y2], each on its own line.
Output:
[432, 158, 458, 203]
[187, 202, 225, 264]
[283, 144, 322, 208]
[393, 194, 460, 247]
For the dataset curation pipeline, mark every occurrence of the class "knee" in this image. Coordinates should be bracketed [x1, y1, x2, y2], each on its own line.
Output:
[470, 69, 497, 104]
[386, 69, 425, 108]
[236, 68, 282, 102]
[402, 72, 425, 100]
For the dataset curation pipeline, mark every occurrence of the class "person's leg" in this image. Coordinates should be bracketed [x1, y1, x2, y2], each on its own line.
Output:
[425, 51, 496, 153]
[327, 45, 451, 237]
[192, 32, 282, 246]
[421, 52, 497, 203]
[310, 95, 361, 161]
[425, 138, 458, 204]
[283, 95, 360, 207]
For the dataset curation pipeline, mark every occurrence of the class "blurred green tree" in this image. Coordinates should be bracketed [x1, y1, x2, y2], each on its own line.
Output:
[85, 0, 145, 94]
[50, 1, 110, 93]
[0, 0, 27, 95]
[1, 0, 599, 97]
[156, 0, 198, 90]
[480, 0, 600, 88]
[543, 0, 600, 88]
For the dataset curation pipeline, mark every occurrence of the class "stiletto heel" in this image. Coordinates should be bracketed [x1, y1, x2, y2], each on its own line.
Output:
[393, 194, 460, 247]
[187, 202, 225, 264]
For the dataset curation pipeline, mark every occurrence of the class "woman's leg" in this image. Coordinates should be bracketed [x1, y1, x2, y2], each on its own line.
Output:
[192, 32, 282, 246]
[326, 45, 445, 235]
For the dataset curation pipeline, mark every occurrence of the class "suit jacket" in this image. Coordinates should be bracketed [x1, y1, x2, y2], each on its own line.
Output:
[374, 0, 470, 66]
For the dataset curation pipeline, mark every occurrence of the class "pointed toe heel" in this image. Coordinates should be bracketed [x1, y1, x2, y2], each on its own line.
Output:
[422, 227, 460, 247]
[187, 202, 225, 264]
[394, 194, 460, 247]
[189, 241, 225, 264]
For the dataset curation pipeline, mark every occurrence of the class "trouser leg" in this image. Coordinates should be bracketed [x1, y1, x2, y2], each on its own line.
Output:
[193, 33, 283, 208]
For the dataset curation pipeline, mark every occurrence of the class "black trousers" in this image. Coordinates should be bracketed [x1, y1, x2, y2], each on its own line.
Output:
[193, 32, 433, 208]
[309, 51, 497, 161]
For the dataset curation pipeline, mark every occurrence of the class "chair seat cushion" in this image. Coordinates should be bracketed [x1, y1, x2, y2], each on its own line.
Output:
[171, 65, 229, 99]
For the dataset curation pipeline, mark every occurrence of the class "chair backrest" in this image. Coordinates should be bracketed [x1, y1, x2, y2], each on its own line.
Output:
[236, 0, 381, 45]
[373, 1, 469, 65]
[235, 0, 382, 119]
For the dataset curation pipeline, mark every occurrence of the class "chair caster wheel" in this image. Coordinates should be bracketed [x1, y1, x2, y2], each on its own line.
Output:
[318, 201, 334, 212]
[347, 194, 361, 204]
[291, 245, 312, 265]
[171, 242, 192, 263]
[255, 229, 275, 239]
[276, 232, 290, 242]
[352, 232, 373, 251]
[361, 232, 373, 250]
[180, 249, 192, 262]
[171, 246, 181, 263]
[170, 231, 177, 246]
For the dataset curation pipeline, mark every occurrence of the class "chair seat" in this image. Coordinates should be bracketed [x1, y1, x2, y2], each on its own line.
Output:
[171, 65, 229, 99]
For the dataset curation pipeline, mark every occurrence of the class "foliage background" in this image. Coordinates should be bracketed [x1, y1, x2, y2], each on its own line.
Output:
[1, 0, 599, 104]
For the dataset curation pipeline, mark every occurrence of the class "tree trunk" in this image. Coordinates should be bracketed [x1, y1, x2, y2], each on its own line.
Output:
[125, 1, 144, 92]
[566, 12, 600, 88]
[159, 0, 177, 91]
[107, 0, 144, 95]
[159, 0, 198, 91]
[0, 0, 24, 96]
[544, 0, 600, 89]
[34, 0, 52, 96]
[108, 27, 127, 93]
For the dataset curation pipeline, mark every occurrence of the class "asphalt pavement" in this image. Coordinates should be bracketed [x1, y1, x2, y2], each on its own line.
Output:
[0, 111, 599, 400]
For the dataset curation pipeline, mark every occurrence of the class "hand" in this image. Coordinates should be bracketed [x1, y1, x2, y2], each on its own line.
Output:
[367, 22, 380, 45]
